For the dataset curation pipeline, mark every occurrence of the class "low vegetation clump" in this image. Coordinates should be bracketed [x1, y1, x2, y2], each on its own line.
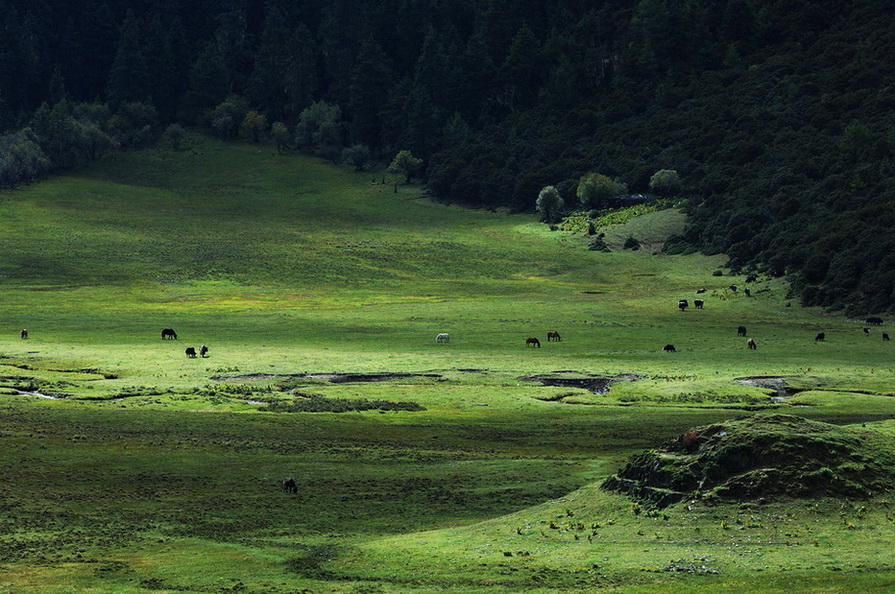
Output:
[603, 414, 894, 507]
[260, 395, 425, 413]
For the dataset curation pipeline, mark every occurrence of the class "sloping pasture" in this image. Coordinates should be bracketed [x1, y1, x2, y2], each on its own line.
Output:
[1, 135, 895, 592]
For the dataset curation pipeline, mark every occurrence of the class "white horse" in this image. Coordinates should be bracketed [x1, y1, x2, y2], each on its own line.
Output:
[435, 333, 450, 343]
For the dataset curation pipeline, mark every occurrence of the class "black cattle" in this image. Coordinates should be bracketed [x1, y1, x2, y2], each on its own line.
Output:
[747, 338, 756, 350]
[694, 299, 704, 309]
[200, 345, 209, 357]
[884, 333, 890, 341]
[162, 328, 177, 340]
[20, 328, 27, 339]
[663, 344, 676, 352]
[282, 477, 298, 493]
[678, 299, 689, 312]
[696, 288, 706, 294]
[729, 284, 738, 292]
[864, 327, 871, 335]
[185, 347, 197, 358]
[867, 317, 884, 325]
[744, 288, 751, 297]
[737, 326, 747, 337]
[815, 332, 825, 342]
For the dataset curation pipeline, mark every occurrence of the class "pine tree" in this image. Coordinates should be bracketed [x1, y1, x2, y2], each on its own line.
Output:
[106, 10, 150, 108]
[348, 37, 395, 151]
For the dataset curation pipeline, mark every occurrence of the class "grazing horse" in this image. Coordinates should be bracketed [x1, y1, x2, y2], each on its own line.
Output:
[199, 345, 209, 357]
[884, 333, 891, 341]
[526, 337, 541, 348]
[20, 329, 27, 339]
[663, 344, 676, 352]
[282, 477, 298, 493]
[185, 347, 197, 358]
[815, 332, 825, 341]
[161, 328, 177, 340]
[435, 333, 450, 344]
[678, 299, 689, 312]
[547, 331, 561, 342]
[747, 338, 756, 350]
[737, 325, 747, 337]
[694, 299, 704, 309]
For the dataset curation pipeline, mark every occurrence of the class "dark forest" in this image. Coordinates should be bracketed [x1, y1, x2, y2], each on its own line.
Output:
[2, 0, 894, 314]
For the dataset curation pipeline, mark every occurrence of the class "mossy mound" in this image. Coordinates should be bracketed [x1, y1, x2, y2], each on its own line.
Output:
[603, 414, 892, 507]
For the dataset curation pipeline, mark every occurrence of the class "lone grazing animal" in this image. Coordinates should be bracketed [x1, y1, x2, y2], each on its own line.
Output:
[161, 328, 177, 340]
[526, 337, 541, 348]
[663, 344, 676, 352]
[884, 333, 891, 341]
[737, 326, 747, 337]
[282, 477, 298, 493]
[815, 332, 825, 341]
[435, 332, 450, 343]
[864, 327, 871, 335]
[747, 338, 756, 350]
[694, 299, 704, 309]
[678, 299, 689, 312]
[199, 345, 208, 357]
[547, 331, 561, 342]
[185, 347, 197, 358]
[20, 329, 27, 339]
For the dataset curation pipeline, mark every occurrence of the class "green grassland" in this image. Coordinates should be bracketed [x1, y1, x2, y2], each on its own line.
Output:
[2, 134, 895, 592]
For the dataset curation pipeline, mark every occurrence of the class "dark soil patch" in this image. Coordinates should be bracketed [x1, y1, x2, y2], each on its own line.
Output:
[211, 373, 278, 381]
[522, 373, 639, 396]
[213, 372, 442, 383]
[603, 414, 894, 507]
[298, 372, 441, 383]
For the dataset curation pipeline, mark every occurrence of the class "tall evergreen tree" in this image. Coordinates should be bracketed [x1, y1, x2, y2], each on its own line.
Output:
[183, 42, 229, 123]
[348, 37, 395, 151]
[106, 10, 150, 108]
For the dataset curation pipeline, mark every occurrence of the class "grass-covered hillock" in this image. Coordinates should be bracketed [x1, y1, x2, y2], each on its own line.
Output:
[604, 414, 895, 507]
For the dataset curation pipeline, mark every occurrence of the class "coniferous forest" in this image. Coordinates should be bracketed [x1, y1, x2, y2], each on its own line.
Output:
[2, 0, 894, 315]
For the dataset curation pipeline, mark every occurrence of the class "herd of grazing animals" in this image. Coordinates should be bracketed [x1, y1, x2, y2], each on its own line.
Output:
[665, 284, 890, 352]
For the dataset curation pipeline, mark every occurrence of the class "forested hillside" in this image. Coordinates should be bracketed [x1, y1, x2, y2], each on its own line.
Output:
[1, 0, 894, 314]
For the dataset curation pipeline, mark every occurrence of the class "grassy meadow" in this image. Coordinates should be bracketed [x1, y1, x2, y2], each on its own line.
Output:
[2, 133, 895, 592]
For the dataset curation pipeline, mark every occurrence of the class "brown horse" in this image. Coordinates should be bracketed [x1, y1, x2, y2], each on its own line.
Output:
[526, 337, 541, 348]
[546, 331, 561, 342]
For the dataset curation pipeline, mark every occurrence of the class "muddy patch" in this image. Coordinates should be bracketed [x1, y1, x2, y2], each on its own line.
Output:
[212, 372, 442, 383]
[522, 372, 639, 397]
[736, 376, 805, 402]
[12, 390, 66, 400]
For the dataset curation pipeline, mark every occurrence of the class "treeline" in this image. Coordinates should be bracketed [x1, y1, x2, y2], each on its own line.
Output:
[1, 0, 894, 314]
